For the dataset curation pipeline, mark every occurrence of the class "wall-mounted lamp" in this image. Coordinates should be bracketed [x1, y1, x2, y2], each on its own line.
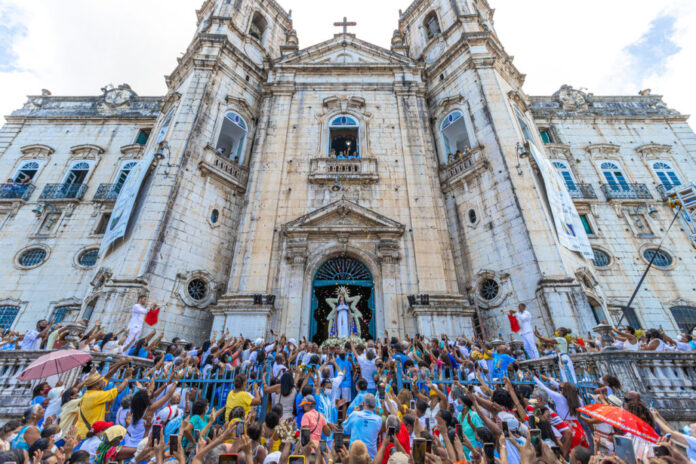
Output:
[648, 205, 658, 217]
[515, 141, 529, 175]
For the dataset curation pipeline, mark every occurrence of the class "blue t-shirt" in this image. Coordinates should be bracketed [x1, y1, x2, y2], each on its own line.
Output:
[492, 353, 516, 379]
[342, 409, 383, 457]
[392, 352, 409, 368]
[335, 356, 352, 388]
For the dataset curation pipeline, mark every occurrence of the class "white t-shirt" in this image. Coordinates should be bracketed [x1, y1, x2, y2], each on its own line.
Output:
[517, 310, 532, 335]
[20, 330, 41, 350]
[357, 355, 377, 389]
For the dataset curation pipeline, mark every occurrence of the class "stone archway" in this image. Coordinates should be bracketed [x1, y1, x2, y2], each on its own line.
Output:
[310, 256, 375, 344]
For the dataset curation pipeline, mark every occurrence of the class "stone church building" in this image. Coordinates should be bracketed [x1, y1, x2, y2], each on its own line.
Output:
[1, 0, 696, 344]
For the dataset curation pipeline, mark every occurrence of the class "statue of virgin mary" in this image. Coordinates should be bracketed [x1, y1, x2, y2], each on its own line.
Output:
[326, 287, 362, 339]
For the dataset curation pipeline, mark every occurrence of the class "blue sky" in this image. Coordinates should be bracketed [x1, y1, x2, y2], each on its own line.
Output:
[0, 0, 694, 126]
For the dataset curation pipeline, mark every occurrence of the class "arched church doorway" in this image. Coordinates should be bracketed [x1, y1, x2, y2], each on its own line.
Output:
[310, 257, 375, 344]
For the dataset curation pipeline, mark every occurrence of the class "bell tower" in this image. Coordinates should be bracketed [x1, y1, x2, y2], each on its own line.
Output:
[398, 0, 599, 336]
[88, 0, 295, 342]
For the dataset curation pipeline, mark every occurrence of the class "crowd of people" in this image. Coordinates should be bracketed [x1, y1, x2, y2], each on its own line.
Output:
[0, 300, 695, 464]
[2, 176, 33, 198]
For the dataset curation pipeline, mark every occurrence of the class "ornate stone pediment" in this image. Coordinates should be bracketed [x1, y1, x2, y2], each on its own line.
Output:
[20, 144, 54, 159]
[276, 36, 413, 66]
[553, 85, 590, 111]
[282, 199, 404, 238]
[635, 143, 671, 158]
[585, 143, 620, 156]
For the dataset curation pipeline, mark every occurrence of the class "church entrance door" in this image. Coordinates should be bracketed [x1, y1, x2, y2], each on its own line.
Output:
[310, 257, 375, 344]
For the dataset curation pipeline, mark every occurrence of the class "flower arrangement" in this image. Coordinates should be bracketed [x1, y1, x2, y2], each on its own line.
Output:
[320, 335, 363, 349]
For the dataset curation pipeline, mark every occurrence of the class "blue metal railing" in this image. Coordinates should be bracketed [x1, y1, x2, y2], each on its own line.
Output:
[39, 183, 88, 200]
[0, 183, 35, 201]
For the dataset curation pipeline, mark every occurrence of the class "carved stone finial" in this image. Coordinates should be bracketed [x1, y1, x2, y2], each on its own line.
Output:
[102, 83, 136, 107]
[639, 88, 652, 96]
[41, 89, 52, 96]
[286, 29, 298, 46]
[391, 29, 403, 46]
[553, 85, 589, 111]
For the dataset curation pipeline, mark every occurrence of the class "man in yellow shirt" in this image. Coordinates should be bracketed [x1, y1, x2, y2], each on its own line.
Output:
[76, 358, 132, 438]
[225, 373, 262, 421]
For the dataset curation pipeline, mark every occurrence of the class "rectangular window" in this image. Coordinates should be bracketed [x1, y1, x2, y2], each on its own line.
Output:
[0, 306, 20, 329]
[623, 307, 642, 329]
[135, 129, 151, 146]
[580, 215, 593, 235]
[94, 212, 111, 235]
[52, 306, 75, 323]
[539, 129, 553, 144]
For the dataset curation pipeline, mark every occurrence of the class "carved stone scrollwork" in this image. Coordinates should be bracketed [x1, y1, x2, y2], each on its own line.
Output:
[508, 90, 530, 112]
[553, 85, 590, 111]
[377, 239, 401, 264]
[286, 237, 309, 265]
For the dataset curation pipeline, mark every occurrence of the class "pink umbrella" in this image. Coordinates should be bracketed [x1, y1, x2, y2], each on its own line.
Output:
[17, 350, 92, 381]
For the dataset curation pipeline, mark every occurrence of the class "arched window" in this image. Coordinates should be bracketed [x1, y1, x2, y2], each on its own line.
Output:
[552, 161, 577, 192]
[652, 162, 681, 190]
[440, 111, 472, 161]
[216, 112, 248, 163]
[63, 161, 90, 198]
[423, 11, 441, 41]
[600, 162, 629, 191]
[249, 12, 267, 42]
[14, 161, 40, 183]
[114, 161, 137, 194]
[329, 115, 360, 158]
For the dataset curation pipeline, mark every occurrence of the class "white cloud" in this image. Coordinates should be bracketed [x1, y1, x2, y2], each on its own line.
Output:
[0, 0, 694, 129]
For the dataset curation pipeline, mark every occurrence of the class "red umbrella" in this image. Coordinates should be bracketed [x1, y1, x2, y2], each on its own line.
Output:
[577, 403, 660, 443]
[17, 350, 92, 381]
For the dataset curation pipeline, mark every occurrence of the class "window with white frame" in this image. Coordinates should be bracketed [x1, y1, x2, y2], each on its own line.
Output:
[62, 161, 91, 198]
[652, 162, 681, 190]
[552, 161, 577, 192]
[600, 162, 629, 191]
[440, 111, 472, 162]
[329, 115, 360, 158]
[216, 112, 248, 162]
[14, 161, 41, 183]
[114, 161, 137, 194]
[0, 305, 19, 329]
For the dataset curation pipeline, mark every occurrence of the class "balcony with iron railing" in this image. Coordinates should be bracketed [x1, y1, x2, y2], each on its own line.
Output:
[93, 183, 123, 202]
[0, 183, 35, 202]
[308, 157, 379, 184]
[566, 183, 598, 200]
[600, 183, 653, 201]
[39, 183, 88, 201]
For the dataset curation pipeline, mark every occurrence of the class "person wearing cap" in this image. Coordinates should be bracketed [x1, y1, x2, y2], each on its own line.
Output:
[342, 393, 383, 458]
[74, 421, 113, 459]
[299, 395, 331, 444]
[76, 358, 132, 438]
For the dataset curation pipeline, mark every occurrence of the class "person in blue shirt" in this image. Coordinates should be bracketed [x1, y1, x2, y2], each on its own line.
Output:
[392, 342, 410, 368]
[295, 384, 315, 429]
[334, 350, 353, 402]
[347, 378, 381, 415]
[492, 347, 516, 379]
[342, 393, 383, 458]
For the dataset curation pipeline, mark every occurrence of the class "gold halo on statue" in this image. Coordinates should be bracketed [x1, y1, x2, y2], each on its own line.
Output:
[334, 286, 350, 297]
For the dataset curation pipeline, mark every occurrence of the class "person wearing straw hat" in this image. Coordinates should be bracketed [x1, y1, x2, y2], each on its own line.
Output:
[75, 358, 132, 438]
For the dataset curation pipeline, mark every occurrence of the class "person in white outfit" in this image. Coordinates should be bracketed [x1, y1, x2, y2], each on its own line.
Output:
[124, 294, 150, 349]
[506, 303, 539, 359]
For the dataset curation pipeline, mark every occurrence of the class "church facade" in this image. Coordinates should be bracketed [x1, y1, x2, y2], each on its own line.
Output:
[1, 0, 696, 344]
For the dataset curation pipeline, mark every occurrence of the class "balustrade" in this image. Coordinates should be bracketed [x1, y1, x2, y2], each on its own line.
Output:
[199, 145, 249, 192]
[93, 183, 123, 201]
[439, 148, 486, 191]
[567, 183, 598, 200]
[0, 183, 35, 201]
[39, 183, 88, 201]
[308, 157, 378, 184]
[600, 183, 653, 200]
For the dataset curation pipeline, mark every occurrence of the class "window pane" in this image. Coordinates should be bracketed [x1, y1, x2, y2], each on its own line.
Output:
[540, 130, 552, 144]
[580, 215, 593, 235]
[0, 306, 19, 329]
[670, 306, 696, 333]
[624, 307, 642, 329]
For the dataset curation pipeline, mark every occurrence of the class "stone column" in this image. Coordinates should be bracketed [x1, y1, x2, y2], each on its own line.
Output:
[377, 238, 402, 337]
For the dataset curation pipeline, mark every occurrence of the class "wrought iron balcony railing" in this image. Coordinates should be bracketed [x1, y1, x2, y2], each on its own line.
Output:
[39, 183, 88, 201]
[566, 183, 597, 200]
[93, 183, 123, 201]
[600, 183, 653, 201]
[0, 183, 35, 201]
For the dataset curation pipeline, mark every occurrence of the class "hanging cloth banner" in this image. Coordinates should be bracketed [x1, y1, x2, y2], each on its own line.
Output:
[527, 143, 594, 259]
[99, 151, 156, 256]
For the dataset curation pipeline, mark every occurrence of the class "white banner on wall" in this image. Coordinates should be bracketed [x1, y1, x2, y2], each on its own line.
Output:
[528, 143, 594, 259]
[99, 151, 155, 256]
